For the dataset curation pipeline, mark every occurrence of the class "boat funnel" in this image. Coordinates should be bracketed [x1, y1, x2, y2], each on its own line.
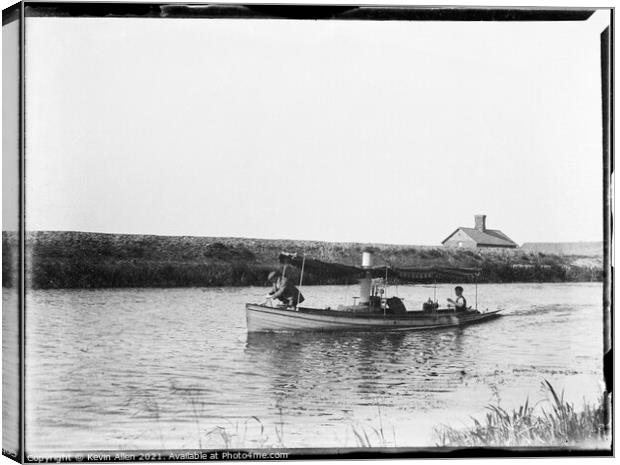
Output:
[362, 249, 373, 268]
[359, 248, 374, 304]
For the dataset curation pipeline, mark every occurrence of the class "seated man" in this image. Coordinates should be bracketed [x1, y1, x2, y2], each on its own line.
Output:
[447, 286, 467, 312]
[265, 270, 305, 308]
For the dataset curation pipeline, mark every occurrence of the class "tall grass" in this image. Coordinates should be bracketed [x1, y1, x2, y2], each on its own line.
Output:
[201, 415, 285, 449]
[351, 406, 397, 447]
[435, 380, 609, 448]
[171, 383, 286, 449]
[133, 380, 606, 450]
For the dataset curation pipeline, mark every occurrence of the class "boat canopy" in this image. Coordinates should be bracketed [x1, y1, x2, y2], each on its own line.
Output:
[278, 252, 480, 282]
[278, 252, 360, 278]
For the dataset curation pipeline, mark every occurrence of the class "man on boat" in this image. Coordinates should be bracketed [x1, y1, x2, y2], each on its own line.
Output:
[447, 286, 467, 312]
[266, 270, 305, 308]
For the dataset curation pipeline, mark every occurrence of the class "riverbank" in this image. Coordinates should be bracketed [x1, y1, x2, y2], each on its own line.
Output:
[2, 231, 603, 289]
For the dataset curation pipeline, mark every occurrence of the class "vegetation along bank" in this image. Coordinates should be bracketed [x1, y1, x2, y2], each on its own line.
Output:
[2, 231, 603, 289]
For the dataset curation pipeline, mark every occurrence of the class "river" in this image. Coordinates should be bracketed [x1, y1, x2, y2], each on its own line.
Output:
[14, 282, 604, 453]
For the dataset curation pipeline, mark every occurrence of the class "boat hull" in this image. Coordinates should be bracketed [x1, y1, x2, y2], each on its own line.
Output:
[245, 304, 501, 333]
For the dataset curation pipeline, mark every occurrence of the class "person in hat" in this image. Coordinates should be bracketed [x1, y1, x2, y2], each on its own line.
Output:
[447, 286, 467, 312]
[265, 270, 305, 308]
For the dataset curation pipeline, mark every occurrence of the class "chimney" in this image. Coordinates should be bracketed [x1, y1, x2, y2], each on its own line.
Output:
[359, 248, 374, 305]
[361, 248, 374, 268]
[474, 215, 487, 231]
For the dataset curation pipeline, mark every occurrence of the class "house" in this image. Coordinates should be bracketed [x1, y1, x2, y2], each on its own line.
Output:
[442, 215, 518, 249]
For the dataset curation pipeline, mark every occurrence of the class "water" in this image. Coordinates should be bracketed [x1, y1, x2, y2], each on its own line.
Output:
[15, 283, 604, 452]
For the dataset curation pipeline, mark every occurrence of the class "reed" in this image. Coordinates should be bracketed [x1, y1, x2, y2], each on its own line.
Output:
[434, 380, 609, 448]
[171, 383, 286, 449]
[351, 405, 397, 448]
[134, 381, 607, 450]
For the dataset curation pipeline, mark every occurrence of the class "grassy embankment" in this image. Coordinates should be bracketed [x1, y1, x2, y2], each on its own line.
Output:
[2, 231, 603, 289]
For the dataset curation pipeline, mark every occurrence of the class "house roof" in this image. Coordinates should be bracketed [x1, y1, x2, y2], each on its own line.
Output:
[442, 227, 518, 247]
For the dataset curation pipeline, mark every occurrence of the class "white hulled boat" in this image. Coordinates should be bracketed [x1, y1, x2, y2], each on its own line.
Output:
[246, 250, 502, 333]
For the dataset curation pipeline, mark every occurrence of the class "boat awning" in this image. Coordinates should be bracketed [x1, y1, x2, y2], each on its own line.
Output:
[279, 252, 362, 278]
[279, 252, 480, 282]
[390, 266, 480, 281]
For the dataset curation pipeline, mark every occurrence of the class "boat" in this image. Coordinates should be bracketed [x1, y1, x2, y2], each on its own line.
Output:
[246, 250, 502, 333]
[246, 303, 502, 332]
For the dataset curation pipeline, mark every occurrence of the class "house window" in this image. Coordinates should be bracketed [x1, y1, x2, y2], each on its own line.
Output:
[458, 241, 463, 248]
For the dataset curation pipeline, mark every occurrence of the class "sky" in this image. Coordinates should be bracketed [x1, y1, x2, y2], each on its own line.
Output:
[23, 12, 609, 245]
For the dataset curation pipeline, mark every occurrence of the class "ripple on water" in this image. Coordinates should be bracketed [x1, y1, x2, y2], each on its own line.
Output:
[21, 283, 604, 451]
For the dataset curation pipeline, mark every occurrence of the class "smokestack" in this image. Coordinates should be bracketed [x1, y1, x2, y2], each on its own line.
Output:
[359, 248, 374, 305]
[361, 248, 374, 268]
[474, 215, 487, 231]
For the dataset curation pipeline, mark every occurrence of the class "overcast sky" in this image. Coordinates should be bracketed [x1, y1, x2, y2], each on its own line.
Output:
[24, 13, 609, 245]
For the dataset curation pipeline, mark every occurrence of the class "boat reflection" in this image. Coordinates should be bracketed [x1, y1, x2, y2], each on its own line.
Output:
[244, 329, 468, 415]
